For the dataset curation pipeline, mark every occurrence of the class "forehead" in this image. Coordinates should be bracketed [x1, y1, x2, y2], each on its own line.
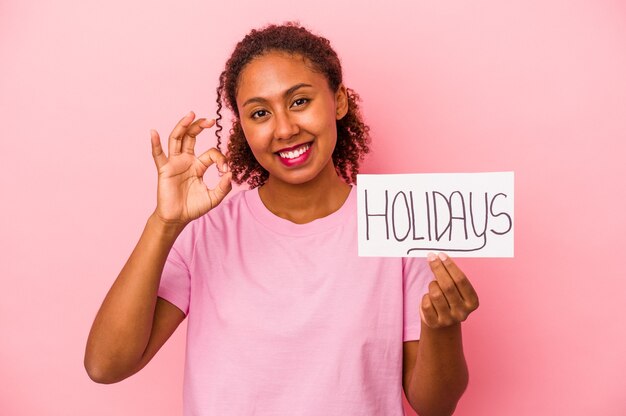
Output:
[236, 51, 330, 103]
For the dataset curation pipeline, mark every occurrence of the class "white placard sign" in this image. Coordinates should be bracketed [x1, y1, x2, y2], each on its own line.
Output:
[357, 172, 514, 257]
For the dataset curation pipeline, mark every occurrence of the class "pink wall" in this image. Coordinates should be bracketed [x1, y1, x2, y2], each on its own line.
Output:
[1, 0, 625, 414]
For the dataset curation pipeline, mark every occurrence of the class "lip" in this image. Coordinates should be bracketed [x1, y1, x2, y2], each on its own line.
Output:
[275, 141, 313, 167]
[274, 141, 313, 153]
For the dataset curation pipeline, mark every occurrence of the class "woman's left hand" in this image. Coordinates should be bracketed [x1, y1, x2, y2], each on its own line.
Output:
[420, 252, 479, 329]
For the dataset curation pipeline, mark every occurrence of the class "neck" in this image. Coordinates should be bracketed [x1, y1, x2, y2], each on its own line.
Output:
[258, 164, 351, 224]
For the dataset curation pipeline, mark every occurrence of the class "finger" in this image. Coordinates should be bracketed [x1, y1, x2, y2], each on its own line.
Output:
[427, 252, 464, 309]
[197, 147, 229, 173]
[437, 252, 479, 310]
[428, 280, 450, 311]
[150, 129, 167, 169]
[168, 111, 195, 156]
[427, 281, 456, 327]
[420, 294, 438, 328]
[207, 171, 233, 209]
[182, 118, 215, 155]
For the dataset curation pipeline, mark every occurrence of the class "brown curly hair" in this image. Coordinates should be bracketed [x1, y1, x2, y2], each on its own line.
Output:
[215, 22, 370, 188]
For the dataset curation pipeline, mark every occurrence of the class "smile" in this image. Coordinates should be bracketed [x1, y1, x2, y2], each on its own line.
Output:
[277, 143, 311, 159]
[275, 142, 313, 167]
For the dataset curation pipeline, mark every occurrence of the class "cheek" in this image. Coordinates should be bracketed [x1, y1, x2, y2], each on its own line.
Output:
[322, 99, 340, 134]
[304, 103, 338, 136]
[320, 109, 340, 146]
[240, 123, 266, 151]
[240, 129, 275, 171]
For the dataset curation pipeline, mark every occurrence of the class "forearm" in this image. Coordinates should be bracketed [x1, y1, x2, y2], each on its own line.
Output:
[407, 323, 469, 416]
[84, 213, 184, 383]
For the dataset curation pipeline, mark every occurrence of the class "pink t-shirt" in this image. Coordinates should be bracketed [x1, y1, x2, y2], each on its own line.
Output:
[158, 186, 433, 415]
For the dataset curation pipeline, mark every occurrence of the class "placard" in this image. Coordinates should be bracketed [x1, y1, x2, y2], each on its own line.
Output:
[357, 172, 514, 257]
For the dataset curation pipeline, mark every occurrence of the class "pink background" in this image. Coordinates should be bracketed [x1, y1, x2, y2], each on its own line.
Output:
[1, 0, 625, 415]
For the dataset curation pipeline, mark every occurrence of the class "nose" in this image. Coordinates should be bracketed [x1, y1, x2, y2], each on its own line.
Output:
[273, 110, 299, 141]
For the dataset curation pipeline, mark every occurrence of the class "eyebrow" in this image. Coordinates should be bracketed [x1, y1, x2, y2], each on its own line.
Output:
[241, 83, 313, 108]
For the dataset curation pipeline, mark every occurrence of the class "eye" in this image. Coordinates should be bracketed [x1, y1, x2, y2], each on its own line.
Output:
[251, 109, 268, 119]
[291, 97, 309, 108]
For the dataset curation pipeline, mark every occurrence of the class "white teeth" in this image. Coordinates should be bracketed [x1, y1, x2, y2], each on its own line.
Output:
[279, 143, 310, 159]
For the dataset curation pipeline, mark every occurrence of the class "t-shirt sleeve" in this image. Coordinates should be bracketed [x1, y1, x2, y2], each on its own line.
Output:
[157, 228, 193, 316]
[402, 257, 434, 341]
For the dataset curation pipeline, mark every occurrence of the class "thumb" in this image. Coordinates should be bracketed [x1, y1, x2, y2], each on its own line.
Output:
[207, 171, 233, 209]
[150, 129, 167, 169]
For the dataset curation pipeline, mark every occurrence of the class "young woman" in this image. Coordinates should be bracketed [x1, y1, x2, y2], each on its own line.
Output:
[85, 23, 479, 416]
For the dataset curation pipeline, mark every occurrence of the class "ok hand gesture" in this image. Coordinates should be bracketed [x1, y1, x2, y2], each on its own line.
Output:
[420, 253, 479, 329]
[150, 112, 232, 227]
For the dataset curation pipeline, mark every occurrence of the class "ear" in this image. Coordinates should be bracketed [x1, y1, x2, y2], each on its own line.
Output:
[335, 84, 349, 120]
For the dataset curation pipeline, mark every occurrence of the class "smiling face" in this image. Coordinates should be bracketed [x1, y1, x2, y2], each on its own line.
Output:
[235, 51, 348, 188]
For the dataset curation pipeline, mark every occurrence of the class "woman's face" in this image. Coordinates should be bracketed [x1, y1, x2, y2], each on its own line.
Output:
[235, 51, 347, 187]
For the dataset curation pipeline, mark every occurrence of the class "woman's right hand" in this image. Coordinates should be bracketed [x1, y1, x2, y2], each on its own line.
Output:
[150, 111, 232, 227]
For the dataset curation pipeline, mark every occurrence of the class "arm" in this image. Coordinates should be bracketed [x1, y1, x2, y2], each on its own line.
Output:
[402, 253, 479, 416]
[84, 113, 232, 383]
[84, 214, 186, 384]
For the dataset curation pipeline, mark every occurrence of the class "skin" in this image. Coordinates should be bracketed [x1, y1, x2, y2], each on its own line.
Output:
[84, 114, 232, 383]
[403, 252, 479, 416]
[236, 51, 351, 224]
[84, 51, 479, 416]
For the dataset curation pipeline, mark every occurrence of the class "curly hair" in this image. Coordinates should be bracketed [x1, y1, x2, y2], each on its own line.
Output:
[215, 22, 370, 188]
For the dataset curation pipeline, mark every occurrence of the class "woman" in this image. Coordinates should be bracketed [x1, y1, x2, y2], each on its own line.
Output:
[85, 23, 479, 415]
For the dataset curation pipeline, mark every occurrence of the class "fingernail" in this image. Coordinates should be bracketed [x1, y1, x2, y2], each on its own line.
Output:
[438, 252, 448, 261]
[222, 163, 229, 172]
[427, 252, 437, 262]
